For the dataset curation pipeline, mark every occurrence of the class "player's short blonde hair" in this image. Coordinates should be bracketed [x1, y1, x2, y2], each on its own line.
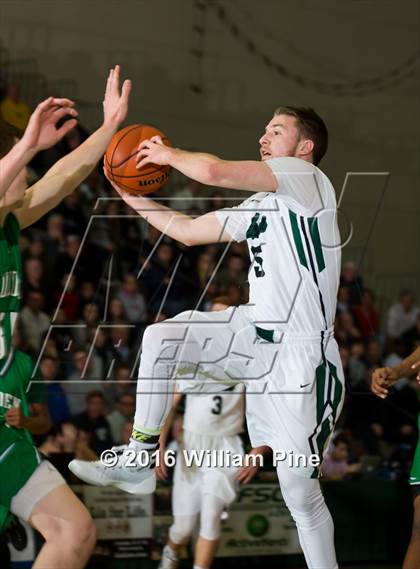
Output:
[274, 106, 328, 165]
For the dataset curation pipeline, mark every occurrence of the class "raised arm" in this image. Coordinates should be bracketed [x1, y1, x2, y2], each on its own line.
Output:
[106, 173, 232, 246]
[0, 97, 78, 201]
[11, 65, 131, 229]
[135, 136, 277, 193]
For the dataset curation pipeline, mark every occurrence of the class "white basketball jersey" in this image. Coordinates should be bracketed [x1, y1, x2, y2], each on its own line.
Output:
[215, 157, 341, 334]
[183, 385, 245, 436]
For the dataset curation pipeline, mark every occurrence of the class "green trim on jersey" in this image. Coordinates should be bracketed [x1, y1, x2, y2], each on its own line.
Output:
[0, 350, 46, 532]
[308, 217, 325, 273]
[255, 326, 274, 343]
[288, 210, 308, 269]
[0, 213, 22, 362]
[410, 414, 420, 485]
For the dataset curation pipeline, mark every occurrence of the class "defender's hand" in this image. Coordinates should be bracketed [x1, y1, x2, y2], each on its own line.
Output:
[20, 97, 78, 153]
[371, 367, 398, 399]
[102, 65, 132, 130]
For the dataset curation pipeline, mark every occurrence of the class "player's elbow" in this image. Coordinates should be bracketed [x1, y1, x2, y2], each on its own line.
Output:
[180, 231, 194, 247]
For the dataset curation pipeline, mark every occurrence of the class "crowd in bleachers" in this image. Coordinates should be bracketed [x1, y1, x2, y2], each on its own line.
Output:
[2, 81, 420, 483]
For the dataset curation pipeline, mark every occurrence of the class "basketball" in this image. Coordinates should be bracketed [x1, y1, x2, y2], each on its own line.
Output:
[104, 124, 171, 195]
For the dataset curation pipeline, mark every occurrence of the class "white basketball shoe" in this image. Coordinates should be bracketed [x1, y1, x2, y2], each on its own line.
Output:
[68, 444, 157, 494]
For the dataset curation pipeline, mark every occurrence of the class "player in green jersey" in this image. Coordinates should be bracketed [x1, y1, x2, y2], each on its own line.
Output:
[0, 65, 131, 568]
[371, 346, 420, 569]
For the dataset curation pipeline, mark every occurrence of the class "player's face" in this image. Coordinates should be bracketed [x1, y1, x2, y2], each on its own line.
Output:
[259, 114, 301, 160]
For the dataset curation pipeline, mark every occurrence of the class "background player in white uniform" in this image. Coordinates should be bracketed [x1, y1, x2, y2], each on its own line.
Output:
[157, 385, 246, 569]
[70, 106, 344, 569]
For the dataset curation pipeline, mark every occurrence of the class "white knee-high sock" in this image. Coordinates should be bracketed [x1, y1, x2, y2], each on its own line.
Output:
[277, 463, 338, 569]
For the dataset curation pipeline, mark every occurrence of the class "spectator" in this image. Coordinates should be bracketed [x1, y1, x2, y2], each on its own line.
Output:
[142, 242, 189, 316]
[322, 436, 361, 480]
[40, 422, 97, 464]
[107, 324, 133, 366]
[340, 261, 364, 306]
[386, 290, 420, 340]
[352, 289, 380, 339]
[90, 327, 111, 378]
[210, 191, 226, 211]
[335, 311, 361, 345]
[169, 178, 206, 213]
[108, 297, 127, 322]
[0, 82, 31, 129]
[71, 391, 113, 455]
[196, 252, 217, 289]
[39, 355, 71, 426]
[22, 257, 46, 301]
[73, 302, 100, 346]
[19, 291, 50, 352]
[401, 314, 420, 356]
[348, 342, 368, 388]
[363, 339, 383, 369]
[336, 285, 350, 314]
[216, 254, 248, 288]
[104, 363, 135, 407]
[54, 273, 80, 321]
[119, 420, 134, 445]
[106, 393, 135, 444]
[118, 274, 147, 324]
[63, 348, 105, 415]
[57, 190, 87, 236]
[39, 421, 78, 457]
[55, 234, 84, 283]
[226, 283, 243, 307]
[78, 281, 100, 317]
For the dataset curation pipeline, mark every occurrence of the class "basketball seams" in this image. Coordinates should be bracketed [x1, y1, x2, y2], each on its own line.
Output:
[109, 124, 143, 168]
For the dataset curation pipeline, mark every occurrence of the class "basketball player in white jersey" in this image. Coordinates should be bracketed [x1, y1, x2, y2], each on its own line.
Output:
[70, 106, 345, 569]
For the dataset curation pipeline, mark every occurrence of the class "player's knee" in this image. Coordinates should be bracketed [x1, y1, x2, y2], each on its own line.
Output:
[199, 495, 223, 540]
[198, 517, 221, 541]
[60, 511, 96, 554]
[279, 473, 329, 530]
[169, 515, 197, 544]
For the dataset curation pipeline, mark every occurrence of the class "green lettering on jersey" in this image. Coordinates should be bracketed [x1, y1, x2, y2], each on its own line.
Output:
[246, 213, 267, 239]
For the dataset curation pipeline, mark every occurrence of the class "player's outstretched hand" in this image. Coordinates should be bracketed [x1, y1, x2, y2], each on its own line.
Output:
[20, 97, 78, 153]
[103, 65, 132, 130]
[371, 366, 398, 399]
[136, 135, 172, 169]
